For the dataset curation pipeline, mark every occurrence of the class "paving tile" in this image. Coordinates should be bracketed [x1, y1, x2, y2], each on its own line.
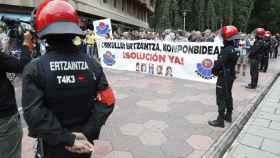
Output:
[260, 102, 280, 108]
[93, 140, 113, 158]
[139, 129, 167, 146]
[136, 99, 171, 112]
[239, 133, 263, 149]
[186, 135, 213, 151]
[257, 112, 280, 122]
[161, 140, 193, 157]
[276, 108, 280, 115]
[120, 123, 144, 136]
[204, 112, 218, 121]
[184, 114, 207, 124]
[143, 120, 168, 131]
[260, 107, 276, 114]
[231, 144, 279, 158]
[261, 139, 280, 155]
[182, 93, 216, 105]
[186, 150, 205, 158]
[162, 126, 193, 141]
[251, 118, 271, 128]
[131, 145, 165, 158]
[157, 89, 173, 95]
[247, 125, 280, 142]
[190, 124, 214, 136]
[116, 93, 129, 100]
[101, 151, 133, 158]
[110, 135, 142, 152]
[269, 121, 280, 130]
[263, 98, 279, 103]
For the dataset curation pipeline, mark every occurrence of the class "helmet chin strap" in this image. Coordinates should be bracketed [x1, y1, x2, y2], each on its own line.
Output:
[223, 40, 235, 47]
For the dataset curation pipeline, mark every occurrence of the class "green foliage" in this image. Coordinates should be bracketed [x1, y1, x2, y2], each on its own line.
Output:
[206, 0, 217, 30]
[248, 0, 280, 33]
[151, 0, 280, 33]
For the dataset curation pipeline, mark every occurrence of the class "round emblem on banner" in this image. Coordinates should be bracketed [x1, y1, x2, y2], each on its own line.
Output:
[202, 59, 213, 69]
[96, 22, 110, 36]
[195, 58, 215, 80]
[98, 22, 106, 29]
[103, 51, 116, 66]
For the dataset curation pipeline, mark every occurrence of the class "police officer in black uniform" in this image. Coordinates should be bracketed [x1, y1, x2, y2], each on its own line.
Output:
[246, 28, 266, 89]
[208, 26, 240, 128]
[275, 33, 280, 58]
[0, 31, 32, 158]
[22, 1, 115, 158]
[260, 31, 272, 73]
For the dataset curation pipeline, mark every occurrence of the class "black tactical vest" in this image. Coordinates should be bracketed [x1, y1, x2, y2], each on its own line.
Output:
[39, 51, 97, 128]
[219, 45, 238, 77]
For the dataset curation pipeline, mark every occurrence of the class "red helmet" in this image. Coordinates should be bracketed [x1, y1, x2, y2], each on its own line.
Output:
[221, 25, 240, 41]
[255, 28, 265, 38]
[34, 0, 84, 38]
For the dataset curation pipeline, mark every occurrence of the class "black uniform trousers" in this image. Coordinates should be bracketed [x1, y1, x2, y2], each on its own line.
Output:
[250, 59, 259, 88]
[216, 76, 234, 115]
[274, 47, 279, 58]
[41, 124, 101, 158]
[43, 143, 91, 158]
[260, 56, 269, 72]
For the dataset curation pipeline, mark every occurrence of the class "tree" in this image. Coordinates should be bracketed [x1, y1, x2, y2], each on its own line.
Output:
[152, 0, 172, 31]
[169, 0, 183, 30]
[233, 0, 254, 32]
[150, 0, 280, 32]
[222, 0, 234, 25]
[248, 0, 280, 33]
[205, 0, 217, 30]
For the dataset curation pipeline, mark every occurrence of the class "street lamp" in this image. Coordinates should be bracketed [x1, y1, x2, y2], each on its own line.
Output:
[183, 11, 187, 31]
[182, 9, 191, 31]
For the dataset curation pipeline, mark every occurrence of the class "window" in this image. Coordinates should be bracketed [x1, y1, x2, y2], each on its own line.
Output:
[114, 0, 117, 8]
[150, 0, 155, 7]
[122, 0, 126, 11]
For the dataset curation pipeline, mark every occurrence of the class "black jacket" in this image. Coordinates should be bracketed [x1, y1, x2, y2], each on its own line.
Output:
[263, 38, 271, 57]
[0, 46, 31, 118]
[249, 38, 265, 60]
[22, 47, 114, 146]
[212, 45, 238, 79]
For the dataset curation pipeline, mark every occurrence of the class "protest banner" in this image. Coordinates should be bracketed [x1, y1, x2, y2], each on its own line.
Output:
[93, 19, 113, 40]
[97, 40, 222, 83]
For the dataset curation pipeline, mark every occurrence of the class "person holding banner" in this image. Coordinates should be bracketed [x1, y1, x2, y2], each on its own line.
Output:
[209, 26, 240, 128]
[85, 30, 95, 58]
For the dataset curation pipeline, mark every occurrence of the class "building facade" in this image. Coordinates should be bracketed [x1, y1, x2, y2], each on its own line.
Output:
[0, 0, 155, 29]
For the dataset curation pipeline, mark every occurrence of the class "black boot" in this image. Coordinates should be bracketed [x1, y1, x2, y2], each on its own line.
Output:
[225, 110, 232, 123]
[208, 113, 225, 128]
[245, 84, 256, 89]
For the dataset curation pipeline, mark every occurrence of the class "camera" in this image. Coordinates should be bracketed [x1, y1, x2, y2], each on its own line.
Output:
[1, 16, 31, 39]
[1, 16, 21, 29]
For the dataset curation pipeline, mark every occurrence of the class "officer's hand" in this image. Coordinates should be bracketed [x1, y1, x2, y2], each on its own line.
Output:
[73, 132, 87, 141]
[65, 139, 94, 154]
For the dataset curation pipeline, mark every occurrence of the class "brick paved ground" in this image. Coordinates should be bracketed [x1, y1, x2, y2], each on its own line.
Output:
[18, 58, 280, 158]
[223, 75, 280, 158]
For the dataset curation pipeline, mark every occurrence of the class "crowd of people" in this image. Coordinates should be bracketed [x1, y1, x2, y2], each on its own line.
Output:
[112, 29, 215, 42]
[2, 19, 279, 69]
